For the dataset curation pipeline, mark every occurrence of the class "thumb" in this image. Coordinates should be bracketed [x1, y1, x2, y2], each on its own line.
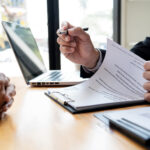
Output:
[61, 21, 74, 30]
[68, 27, 89, 41]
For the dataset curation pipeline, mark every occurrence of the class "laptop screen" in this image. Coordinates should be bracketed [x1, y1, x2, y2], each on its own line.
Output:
[2, 21, 47, 83]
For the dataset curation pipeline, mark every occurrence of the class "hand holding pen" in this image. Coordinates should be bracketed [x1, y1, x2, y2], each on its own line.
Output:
[57, 27, 89, 35]
[56, 21, 100, 69]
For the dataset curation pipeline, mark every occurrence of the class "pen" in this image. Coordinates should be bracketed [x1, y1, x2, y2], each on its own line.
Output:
[58, 27, 89, 35]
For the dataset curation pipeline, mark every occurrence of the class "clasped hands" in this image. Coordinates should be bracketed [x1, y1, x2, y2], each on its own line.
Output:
[0, 73, 16, 119]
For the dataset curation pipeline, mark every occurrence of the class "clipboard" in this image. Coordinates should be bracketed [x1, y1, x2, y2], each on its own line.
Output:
[45, 90, 146, 114]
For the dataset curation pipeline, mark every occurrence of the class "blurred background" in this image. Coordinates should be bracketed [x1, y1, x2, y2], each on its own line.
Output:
[0, 0, 149, 78]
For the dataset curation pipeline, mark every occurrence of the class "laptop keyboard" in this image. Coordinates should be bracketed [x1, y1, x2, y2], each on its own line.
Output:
[41, 71, 63, 82]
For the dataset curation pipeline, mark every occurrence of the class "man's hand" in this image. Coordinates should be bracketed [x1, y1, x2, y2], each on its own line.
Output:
[143, 61, 150, 102]
[0, 73, 16, 118]
[57, 21, 100, 69]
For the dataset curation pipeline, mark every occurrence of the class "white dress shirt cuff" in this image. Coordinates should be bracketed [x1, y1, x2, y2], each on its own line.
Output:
[82, 50, 102, 73]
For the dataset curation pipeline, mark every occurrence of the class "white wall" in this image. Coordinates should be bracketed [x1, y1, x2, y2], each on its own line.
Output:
[121, 0, 150, 49]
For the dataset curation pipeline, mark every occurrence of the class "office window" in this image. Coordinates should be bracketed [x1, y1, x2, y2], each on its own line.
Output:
[59, 0, 113, 71]
[0, 0, 48, 76]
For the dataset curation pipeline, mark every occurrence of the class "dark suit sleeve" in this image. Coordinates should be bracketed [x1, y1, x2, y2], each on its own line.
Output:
[80, 49, 106, 78]
[130, 37, 150, 60]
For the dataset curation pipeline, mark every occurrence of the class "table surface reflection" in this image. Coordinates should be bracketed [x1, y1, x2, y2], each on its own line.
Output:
[0, 77, 148, 150]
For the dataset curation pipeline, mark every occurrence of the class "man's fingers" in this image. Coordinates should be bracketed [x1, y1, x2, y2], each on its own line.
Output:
[143, 82, 150, 91]
[143, 71, 150, 80]
[60, 45, 75, 54]
[56, 29, 67, 38]
[61, 21, 74, 30]
[56, 30, 71, 42]
[57, 22, 75, 42]
[57, 37, 76, 48]
[57, 21, 74, 36]
[57, 29, 75, 43]
[68, 27, 90, 41]
[144, 93, 150, 102]
[144, 61, 150, 71]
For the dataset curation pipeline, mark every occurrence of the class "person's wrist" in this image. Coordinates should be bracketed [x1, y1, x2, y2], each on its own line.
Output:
[84, 48, 100, 69]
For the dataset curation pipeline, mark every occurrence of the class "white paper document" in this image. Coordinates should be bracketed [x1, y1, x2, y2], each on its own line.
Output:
[122, 108, 150, 131]
[47, 39, 146, 111]
[104, 107, 150, 131]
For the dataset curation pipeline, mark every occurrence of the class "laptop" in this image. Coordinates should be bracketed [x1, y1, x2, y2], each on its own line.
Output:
[2, 21, 86, 86]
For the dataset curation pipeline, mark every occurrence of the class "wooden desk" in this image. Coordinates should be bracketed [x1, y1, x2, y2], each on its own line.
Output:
[0, 77, 148, 150]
